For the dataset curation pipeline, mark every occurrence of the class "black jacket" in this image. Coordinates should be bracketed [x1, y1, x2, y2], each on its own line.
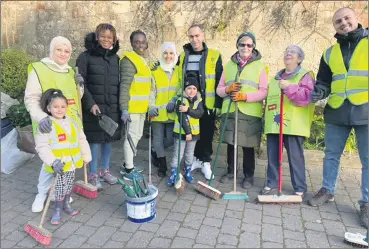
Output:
[76, 32, 122, 143]
[314, 24, 368, 125]
[174, 93, 204, 141]
[177, 42, 223, 110]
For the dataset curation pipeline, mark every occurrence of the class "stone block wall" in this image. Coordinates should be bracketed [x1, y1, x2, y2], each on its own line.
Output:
[2, 1, 367, 74]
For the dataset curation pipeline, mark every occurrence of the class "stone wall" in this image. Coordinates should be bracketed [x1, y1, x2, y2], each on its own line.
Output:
[1, 1, 368, 74]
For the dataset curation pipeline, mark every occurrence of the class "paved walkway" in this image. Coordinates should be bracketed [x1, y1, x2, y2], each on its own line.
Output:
[1, 138, 366, 248]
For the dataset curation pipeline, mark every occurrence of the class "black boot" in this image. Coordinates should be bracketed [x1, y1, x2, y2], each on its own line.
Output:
[63, 194, 78, 216]
[151, 149, 160, 168]
[51, 200, 63, 225]
[158, 157, 167, 177]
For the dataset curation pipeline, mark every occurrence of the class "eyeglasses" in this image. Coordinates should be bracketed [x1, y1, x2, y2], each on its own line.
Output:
[238, 43, 254, 48]
[284, 50, 299, 55]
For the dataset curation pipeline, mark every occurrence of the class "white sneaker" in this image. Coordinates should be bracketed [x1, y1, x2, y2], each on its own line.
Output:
[190, 158, 203, 172]
[201, 162, 214, 180]
[32, 193, 46, 213]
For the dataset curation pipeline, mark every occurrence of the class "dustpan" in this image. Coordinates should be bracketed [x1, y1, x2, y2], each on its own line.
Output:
[97, 112, 118, 137]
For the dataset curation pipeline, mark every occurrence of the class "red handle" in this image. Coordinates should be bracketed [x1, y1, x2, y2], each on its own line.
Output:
[278, 91, 284, 195]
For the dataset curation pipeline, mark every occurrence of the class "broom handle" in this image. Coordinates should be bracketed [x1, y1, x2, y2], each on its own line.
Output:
[234, 102, 238, 192]
[75, 67, 88, 184]
[39, 173, 58, 228]
[278, 90, 284, 196]
[148, 115, 152, 185]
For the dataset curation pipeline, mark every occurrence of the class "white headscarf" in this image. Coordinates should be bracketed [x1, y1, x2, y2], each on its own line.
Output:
[42, 36, 72, 72]
[159, 42, 178, 73]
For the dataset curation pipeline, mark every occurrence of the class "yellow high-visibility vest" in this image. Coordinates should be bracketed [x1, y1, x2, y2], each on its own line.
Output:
[28, 62, 81, 135]
[120, 51, 152, 113]
[264, 69, 315, 138]
[43, 119, 83, 173]
[323, 38, 368, 108]
[151, 65, 179, 121]
[221, 59, 266, 118]
[177, 49, 220, 109]
[173, 97, 202, 135]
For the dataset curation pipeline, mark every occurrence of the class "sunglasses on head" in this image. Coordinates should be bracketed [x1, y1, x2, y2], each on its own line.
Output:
[238, 43, 254, 48]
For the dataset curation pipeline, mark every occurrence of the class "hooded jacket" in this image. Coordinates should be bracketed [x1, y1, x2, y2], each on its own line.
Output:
[177, 42, 223, 110]
[76, 32, 121, 143]
[314, 24, 368, 125]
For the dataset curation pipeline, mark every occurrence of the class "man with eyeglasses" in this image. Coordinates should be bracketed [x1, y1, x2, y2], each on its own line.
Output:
[119, 30, 150, 180]
[308, 7, 368, 229]
[167, 24, 223, 181]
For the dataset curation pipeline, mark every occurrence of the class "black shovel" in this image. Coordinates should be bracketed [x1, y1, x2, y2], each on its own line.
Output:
[97, 111, 118, 137]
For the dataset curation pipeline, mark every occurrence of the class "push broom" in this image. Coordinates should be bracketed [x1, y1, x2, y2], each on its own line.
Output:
[344, 231, 368, 248]
[175, 69, 186, 196]
[24, 173, 58, 245]
[221, 101, 248, 200]
[72, 67, 98, 199]
[194, 98, 232, 200]
[257, 90, 302, 203]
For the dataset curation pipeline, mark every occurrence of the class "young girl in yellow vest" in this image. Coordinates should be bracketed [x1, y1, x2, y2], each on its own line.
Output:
[35, 89, 91, 225]
[168, 75, 204, 185]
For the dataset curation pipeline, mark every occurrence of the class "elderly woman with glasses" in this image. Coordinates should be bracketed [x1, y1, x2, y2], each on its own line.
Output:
[216, 32, 268, 189]
[261, 44, 315, 198]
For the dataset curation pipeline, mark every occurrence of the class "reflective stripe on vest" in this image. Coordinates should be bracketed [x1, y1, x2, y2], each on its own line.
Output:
[323, 38, 368, 108]
[28, 62, 81, 135]
[151, 65, 179, 122]
[173, 97, 201, 135]
[264, 69, 315, 138]
[43, 119, 83, 173]
[120, 51, 152, 113]
[178, 49, 220, 109]
[221, 60, 265, 118]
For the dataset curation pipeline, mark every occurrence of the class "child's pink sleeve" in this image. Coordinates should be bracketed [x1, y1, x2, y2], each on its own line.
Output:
[79, 129, 92, 163]
[284, 73, 315, 106]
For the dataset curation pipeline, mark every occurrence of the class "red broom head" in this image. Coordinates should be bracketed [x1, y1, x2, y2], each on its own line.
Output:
[73, 185, 98, 199]
[24, 222, 52, 246]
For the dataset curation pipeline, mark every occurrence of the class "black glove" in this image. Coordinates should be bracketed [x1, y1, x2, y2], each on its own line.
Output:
[38, 116, 52, 133]
[310, 90, 323, 103]
[52, 159, 64, 175]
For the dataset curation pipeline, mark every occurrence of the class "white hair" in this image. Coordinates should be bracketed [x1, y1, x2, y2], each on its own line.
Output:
[286, 44, 305, 63]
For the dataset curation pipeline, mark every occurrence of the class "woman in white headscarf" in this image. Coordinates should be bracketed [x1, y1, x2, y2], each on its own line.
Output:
[24, 36, 83, 213]
[148, 42, 179, 177]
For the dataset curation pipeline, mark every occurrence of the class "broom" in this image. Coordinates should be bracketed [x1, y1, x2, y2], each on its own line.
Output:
[221, 102, 248, 200]
[24, 173, 58, 245]
[175, 66, 186, 196]
[194, 99, 232, 200]
[344, 231, 368, 248]
[72, 67, 98, 199]
[72, 163, 98, 198]
[257, 90, 302, 203]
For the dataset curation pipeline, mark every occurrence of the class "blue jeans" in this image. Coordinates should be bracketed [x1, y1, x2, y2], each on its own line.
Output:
[89, 143, 112, 174]
[322, 123, 368, 204]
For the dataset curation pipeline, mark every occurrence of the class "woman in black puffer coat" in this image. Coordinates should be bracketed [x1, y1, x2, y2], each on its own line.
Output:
[76, 23, 121, 188]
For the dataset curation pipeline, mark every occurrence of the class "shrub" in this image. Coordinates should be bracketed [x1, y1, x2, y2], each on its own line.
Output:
[1, 48, 33, 102]
[6, 104, 32, 128]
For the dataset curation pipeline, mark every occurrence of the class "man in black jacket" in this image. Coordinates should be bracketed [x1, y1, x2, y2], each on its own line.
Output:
[308, 7, 368, 229]
[169, 24, 223, 180]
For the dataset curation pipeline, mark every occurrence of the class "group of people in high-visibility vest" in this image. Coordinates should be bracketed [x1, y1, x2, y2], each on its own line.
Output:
[24, 7, 367, 229]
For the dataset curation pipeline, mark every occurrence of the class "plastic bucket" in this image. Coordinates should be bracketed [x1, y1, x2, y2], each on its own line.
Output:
[125, 184, 158, 223]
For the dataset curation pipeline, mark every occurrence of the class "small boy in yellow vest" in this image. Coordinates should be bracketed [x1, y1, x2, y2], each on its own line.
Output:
[168, 75, 204, 185]
[35, 89, 91, 225]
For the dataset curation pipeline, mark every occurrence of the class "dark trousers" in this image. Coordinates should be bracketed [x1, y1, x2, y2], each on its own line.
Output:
[227, 144, 255, 178]
[266, 134, 307, 193]
[194, 110, 216, 162]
